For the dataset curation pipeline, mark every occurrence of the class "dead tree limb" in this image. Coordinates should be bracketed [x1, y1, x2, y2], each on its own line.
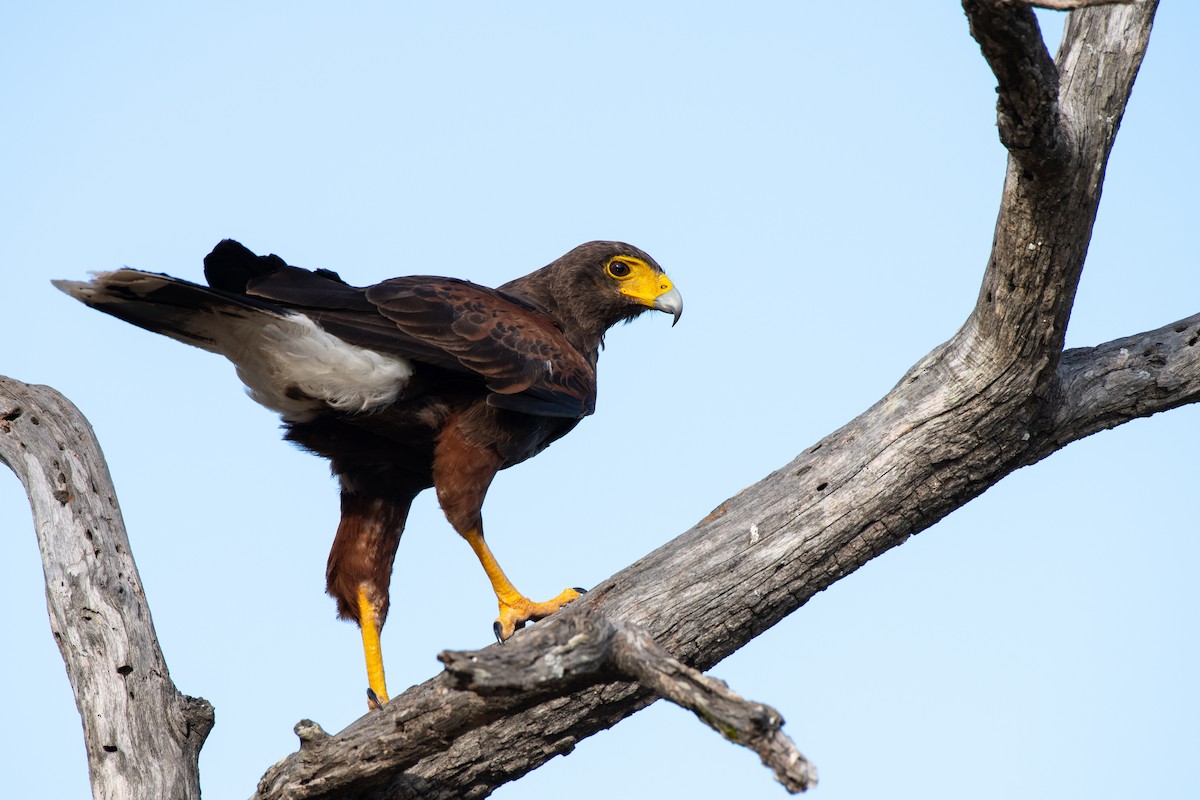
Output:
[254, 3, 1171, 798]
[0, 377, 214, 800]
[438, 614, 816, 793]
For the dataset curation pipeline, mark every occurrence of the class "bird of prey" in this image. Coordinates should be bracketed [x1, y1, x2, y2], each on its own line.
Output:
[55, 239, 682, 704]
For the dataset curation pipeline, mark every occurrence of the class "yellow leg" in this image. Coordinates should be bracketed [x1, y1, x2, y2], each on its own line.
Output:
[461, 528, 582, 641]
[356, 587, 390, 704]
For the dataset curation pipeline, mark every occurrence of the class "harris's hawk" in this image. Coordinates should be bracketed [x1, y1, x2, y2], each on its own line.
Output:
[55, 239, 681, 704]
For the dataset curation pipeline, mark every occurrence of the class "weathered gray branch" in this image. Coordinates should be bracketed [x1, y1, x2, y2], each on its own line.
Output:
[253, 4, 1171, 797]
[1028, 312, 1200, 464]
[966, 0, 1156, 364]
[438, 614, 816, 793]
[604, 619, 815, 794]
[0, 377, 214, 800]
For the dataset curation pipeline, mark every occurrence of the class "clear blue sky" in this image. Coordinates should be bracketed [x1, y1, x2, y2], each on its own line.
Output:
[3, 3, 1198, 798]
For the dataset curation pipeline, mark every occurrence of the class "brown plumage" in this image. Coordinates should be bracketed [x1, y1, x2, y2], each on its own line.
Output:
[55, 238, 682, 703]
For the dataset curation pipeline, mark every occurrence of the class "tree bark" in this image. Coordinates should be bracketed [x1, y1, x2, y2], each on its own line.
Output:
[0, 377, 214, 800]
[8, 1, 1183, 798]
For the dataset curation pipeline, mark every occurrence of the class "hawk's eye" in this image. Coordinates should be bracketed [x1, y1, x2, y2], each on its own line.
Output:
[607, 260, 632, 278]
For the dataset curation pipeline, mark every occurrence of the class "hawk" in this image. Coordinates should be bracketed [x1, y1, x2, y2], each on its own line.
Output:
[55, 239, 682, 703]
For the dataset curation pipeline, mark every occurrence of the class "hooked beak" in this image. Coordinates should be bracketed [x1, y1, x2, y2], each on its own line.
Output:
[654, 284, 683, 326]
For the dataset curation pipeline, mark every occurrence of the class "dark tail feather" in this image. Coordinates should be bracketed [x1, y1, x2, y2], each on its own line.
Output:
[52, 269, 286, 354]
[55, 239, 358, 353]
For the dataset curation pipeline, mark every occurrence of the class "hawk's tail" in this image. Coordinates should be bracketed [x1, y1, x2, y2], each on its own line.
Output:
[55, 247, 413, 421]
[53, 267, 287, 355]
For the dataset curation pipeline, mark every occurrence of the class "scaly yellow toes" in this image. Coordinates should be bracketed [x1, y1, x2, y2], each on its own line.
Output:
[493, 587, 584, 642]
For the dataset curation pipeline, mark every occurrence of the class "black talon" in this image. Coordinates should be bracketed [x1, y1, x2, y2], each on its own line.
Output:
[493, 620, 505, 645]
[573, 587, 587, 594]
[366, 687, 382, 711]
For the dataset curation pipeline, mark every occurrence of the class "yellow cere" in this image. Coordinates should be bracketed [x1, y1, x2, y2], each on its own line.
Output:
[607, 256, 676, 307]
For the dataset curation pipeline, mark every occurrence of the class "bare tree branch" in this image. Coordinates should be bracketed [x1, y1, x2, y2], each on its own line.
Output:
[253, 5, 1168, 796]
[439, 614, 817, 793]
[966, 0, 1156, 367]
[1027, 312, 1200, 464]
[604, 620, 816, 794]
[0, 376, 214, 800]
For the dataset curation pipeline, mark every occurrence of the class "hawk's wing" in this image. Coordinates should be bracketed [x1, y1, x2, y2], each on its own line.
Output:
[246, 269, 597, 419]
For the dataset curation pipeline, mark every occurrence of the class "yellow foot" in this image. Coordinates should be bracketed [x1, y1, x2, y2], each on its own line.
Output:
[494, 587, 585, 642]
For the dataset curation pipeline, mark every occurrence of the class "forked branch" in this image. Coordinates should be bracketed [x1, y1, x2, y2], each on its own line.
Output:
[964, 0, 1157, 373]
